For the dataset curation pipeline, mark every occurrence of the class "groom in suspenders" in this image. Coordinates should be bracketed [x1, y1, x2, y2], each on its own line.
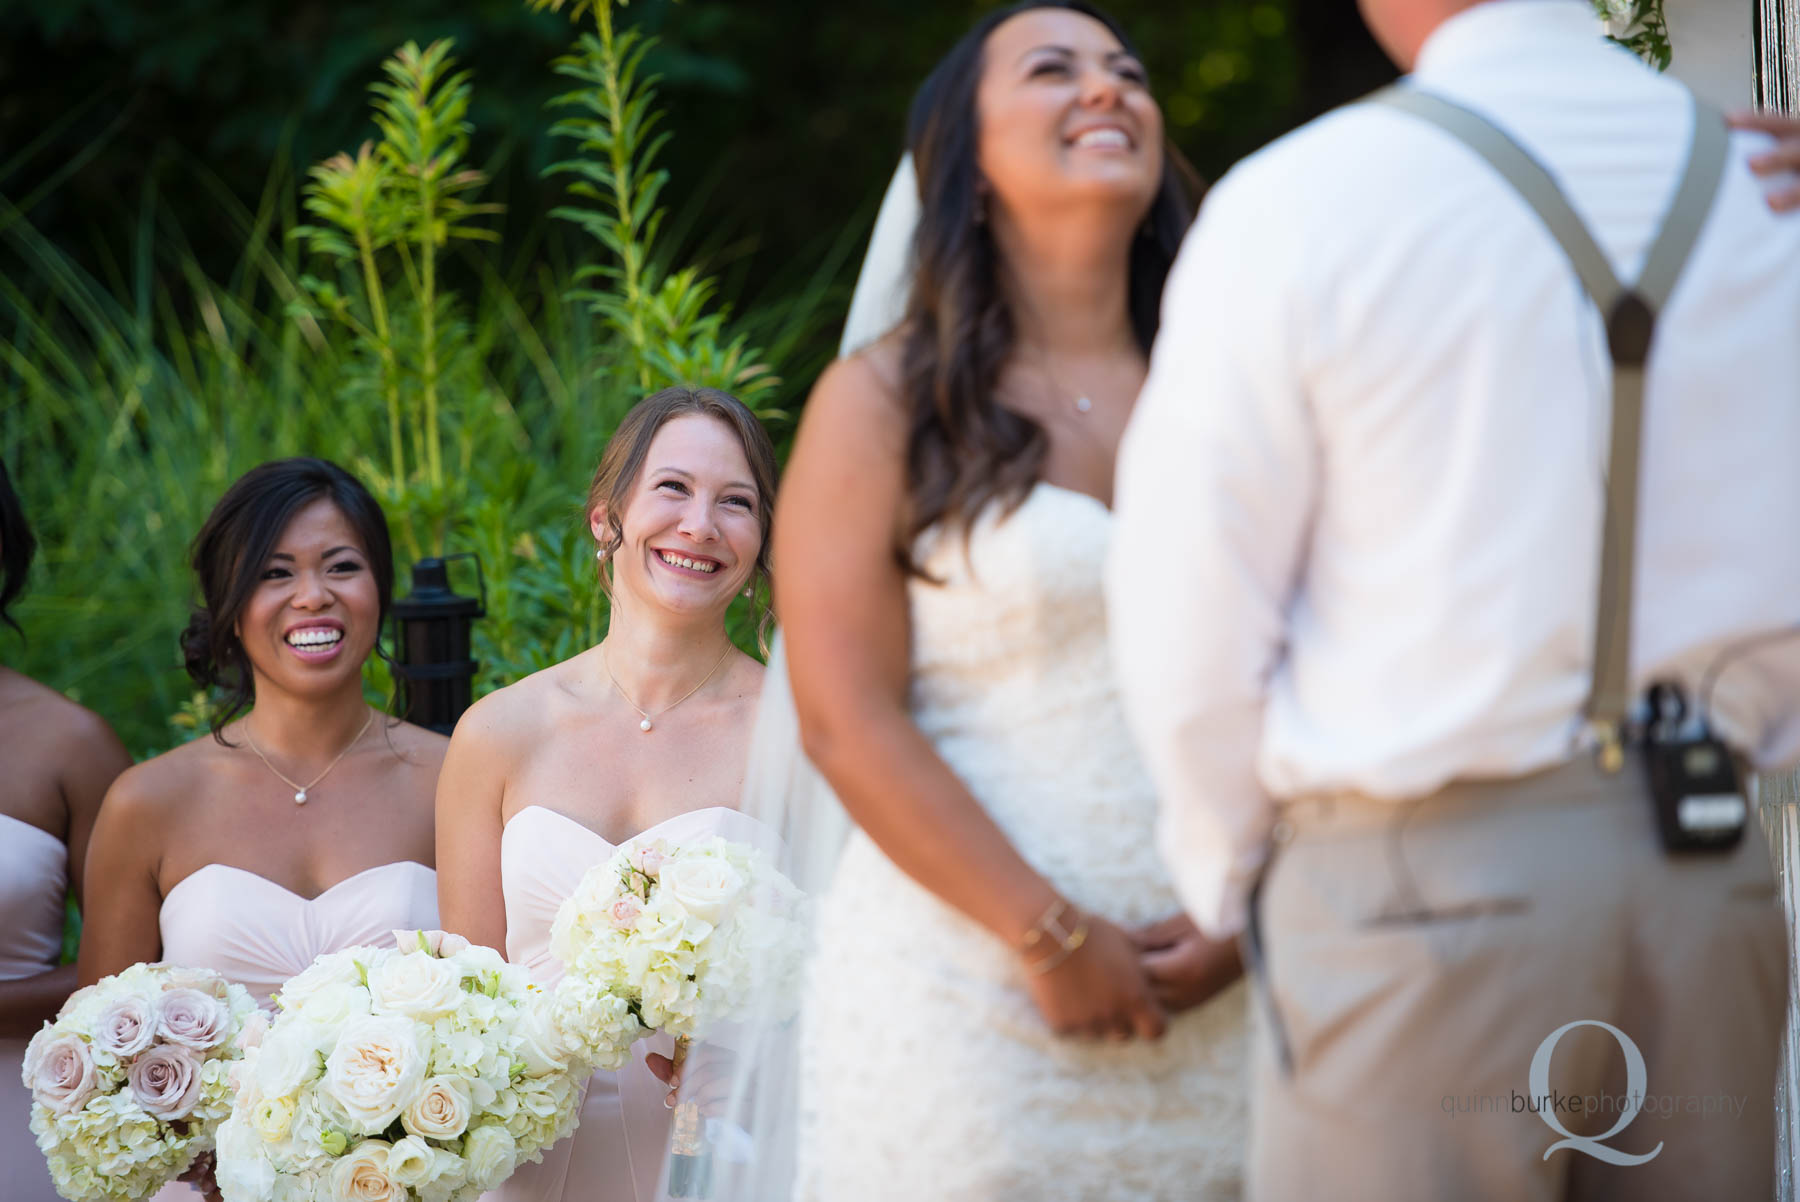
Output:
[1108, 1, 1800, 1198]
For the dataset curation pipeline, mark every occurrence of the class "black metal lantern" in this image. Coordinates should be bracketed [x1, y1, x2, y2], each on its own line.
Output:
[391, 553, 485, 735]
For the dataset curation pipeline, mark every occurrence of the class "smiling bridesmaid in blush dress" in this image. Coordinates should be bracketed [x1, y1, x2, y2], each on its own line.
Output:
[437, 387, 778, 1202]
[76, 458, 444, 1201]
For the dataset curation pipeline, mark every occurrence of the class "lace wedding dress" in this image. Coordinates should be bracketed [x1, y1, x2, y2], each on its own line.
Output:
[794, 483, 1249, 1201]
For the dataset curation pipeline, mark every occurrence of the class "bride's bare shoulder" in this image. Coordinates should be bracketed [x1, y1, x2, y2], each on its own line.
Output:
[804, 330, 910, 449]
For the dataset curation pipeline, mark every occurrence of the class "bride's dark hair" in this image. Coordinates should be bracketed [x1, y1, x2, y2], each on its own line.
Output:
[898, 0, 1196, 558]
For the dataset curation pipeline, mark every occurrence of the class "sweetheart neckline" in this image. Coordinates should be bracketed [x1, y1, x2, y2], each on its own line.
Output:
[163, 859, 434, 907]
[1031, 479, 1112, 516]
[504, 804, 742, 850]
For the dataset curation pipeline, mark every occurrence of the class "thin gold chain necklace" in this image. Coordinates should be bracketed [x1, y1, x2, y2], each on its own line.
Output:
[1026, 344, 1097, 417]
[601, 640, 734, 733]
[242, 708, 375, 805]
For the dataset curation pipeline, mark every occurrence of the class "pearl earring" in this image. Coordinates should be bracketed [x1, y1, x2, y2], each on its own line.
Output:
[742, 587, 753, 598]
[596, 546, 611, 561]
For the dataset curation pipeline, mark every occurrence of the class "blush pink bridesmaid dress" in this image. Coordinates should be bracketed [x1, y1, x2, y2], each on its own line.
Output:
[0, 813, 70, 1202]
[151, 859, 439, 1200]
[493, 805, 772, 1202]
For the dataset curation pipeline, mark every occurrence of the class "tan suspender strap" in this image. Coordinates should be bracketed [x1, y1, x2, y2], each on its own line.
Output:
[1367, 87, 1627, 314]
[1637, 105, 1732, 313]
[1363, 86, 1732, 764]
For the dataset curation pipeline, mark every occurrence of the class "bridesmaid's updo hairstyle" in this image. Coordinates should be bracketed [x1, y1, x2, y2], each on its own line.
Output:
[586, 386, 779, 642]
[182, 458, 394, 739]
[899, 1, 1196, 559]
[0, 457, 36, 639]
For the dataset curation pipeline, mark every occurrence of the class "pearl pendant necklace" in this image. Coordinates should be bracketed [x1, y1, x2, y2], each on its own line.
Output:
[602, 641, 734, 734]
[242, 709, 374, 805]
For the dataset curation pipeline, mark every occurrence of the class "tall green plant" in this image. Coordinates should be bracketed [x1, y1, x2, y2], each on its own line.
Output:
[535, 0, 778, 411]
[292, 39, 502, 558]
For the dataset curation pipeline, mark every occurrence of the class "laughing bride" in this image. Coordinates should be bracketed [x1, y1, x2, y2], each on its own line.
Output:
[767, 5, 1250, 1199]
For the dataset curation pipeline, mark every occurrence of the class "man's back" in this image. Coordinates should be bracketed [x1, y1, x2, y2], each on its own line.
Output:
[1108, 6, 1796, 1196]
[1172, 0, 1800, 800]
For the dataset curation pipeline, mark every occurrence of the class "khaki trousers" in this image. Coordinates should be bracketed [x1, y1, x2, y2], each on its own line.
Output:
[1245, 757, 1786, 1202]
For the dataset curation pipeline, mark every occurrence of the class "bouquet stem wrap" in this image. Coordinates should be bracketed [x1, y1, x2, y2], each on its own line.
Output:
[666, 1036, 712, 1198]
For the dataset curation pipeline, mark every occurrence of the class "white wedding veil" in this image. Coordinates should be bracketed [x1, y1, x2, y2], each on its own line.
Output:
[654, 156, 918, 1201]
[837, 153, 920, 358]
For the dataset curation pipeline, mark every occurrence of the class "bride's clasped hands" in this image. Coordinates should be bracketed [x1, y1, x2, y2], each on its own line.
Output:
[1016, 900, 1166, 1042]
[1016, 904, 1243, 1041]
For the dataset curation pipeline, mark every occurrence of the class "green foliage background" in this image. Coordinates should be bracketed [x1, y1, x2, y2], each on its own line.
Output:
[2, 0, 1393, 757]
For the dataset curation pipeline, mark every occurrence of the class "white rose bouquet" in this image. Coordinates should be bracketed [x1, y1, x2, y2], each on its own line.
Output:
[212, 931, 585, 1202]
[548, 836, 806, 1197]
[549, 836, 806, 1054]
[21, 962, 258, 1201]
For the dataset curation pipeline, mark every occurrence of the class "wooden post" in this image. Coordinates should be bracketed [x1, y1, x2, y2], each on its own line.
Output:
[1758, 0, 1800, 112]
[1759, 12, 1800, 1188]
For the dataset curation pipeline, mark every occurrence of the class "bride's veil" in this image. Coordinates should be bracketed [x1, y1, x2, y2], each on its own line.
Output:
[655, 155, 918, 1201]
[837, 153, 920, 359]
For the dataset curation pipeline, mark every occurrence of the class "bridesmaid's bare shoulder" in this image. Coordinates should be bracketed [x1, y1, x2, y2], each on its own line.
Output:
[0, 670, 127, 770]
[378, 715, 450, 772]
[103, 728, 235, 816]
[444, 657, 589, 768]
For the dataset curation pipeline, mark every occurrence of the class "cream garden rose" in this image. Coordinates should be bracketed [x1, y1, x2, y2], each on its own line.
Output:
[330, 1139, 404, 1202]
[463, 1124, 518, 1191]
[323, 1016, 427, 1133]
[385, 1135, 437, 1189]
[286, 980, 371, 1027]
[253, 1020, 329, 1099]
[400, 1075, 471, 1140]
[368, 951, 464, 1021]
[514, 1000, 577, 1078]
[277, 954, 363, 1012]
[658, 854, 746, 923]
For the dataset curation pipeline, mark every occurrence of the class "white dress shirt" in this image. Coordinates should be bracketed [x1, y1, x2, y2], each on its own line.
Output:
[1107, 0, 1800, 939]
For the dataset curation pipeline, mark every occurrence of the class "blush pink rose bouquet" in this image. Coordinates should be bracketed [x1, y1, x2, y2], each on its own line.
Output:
[22, 962, 258, 1200]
